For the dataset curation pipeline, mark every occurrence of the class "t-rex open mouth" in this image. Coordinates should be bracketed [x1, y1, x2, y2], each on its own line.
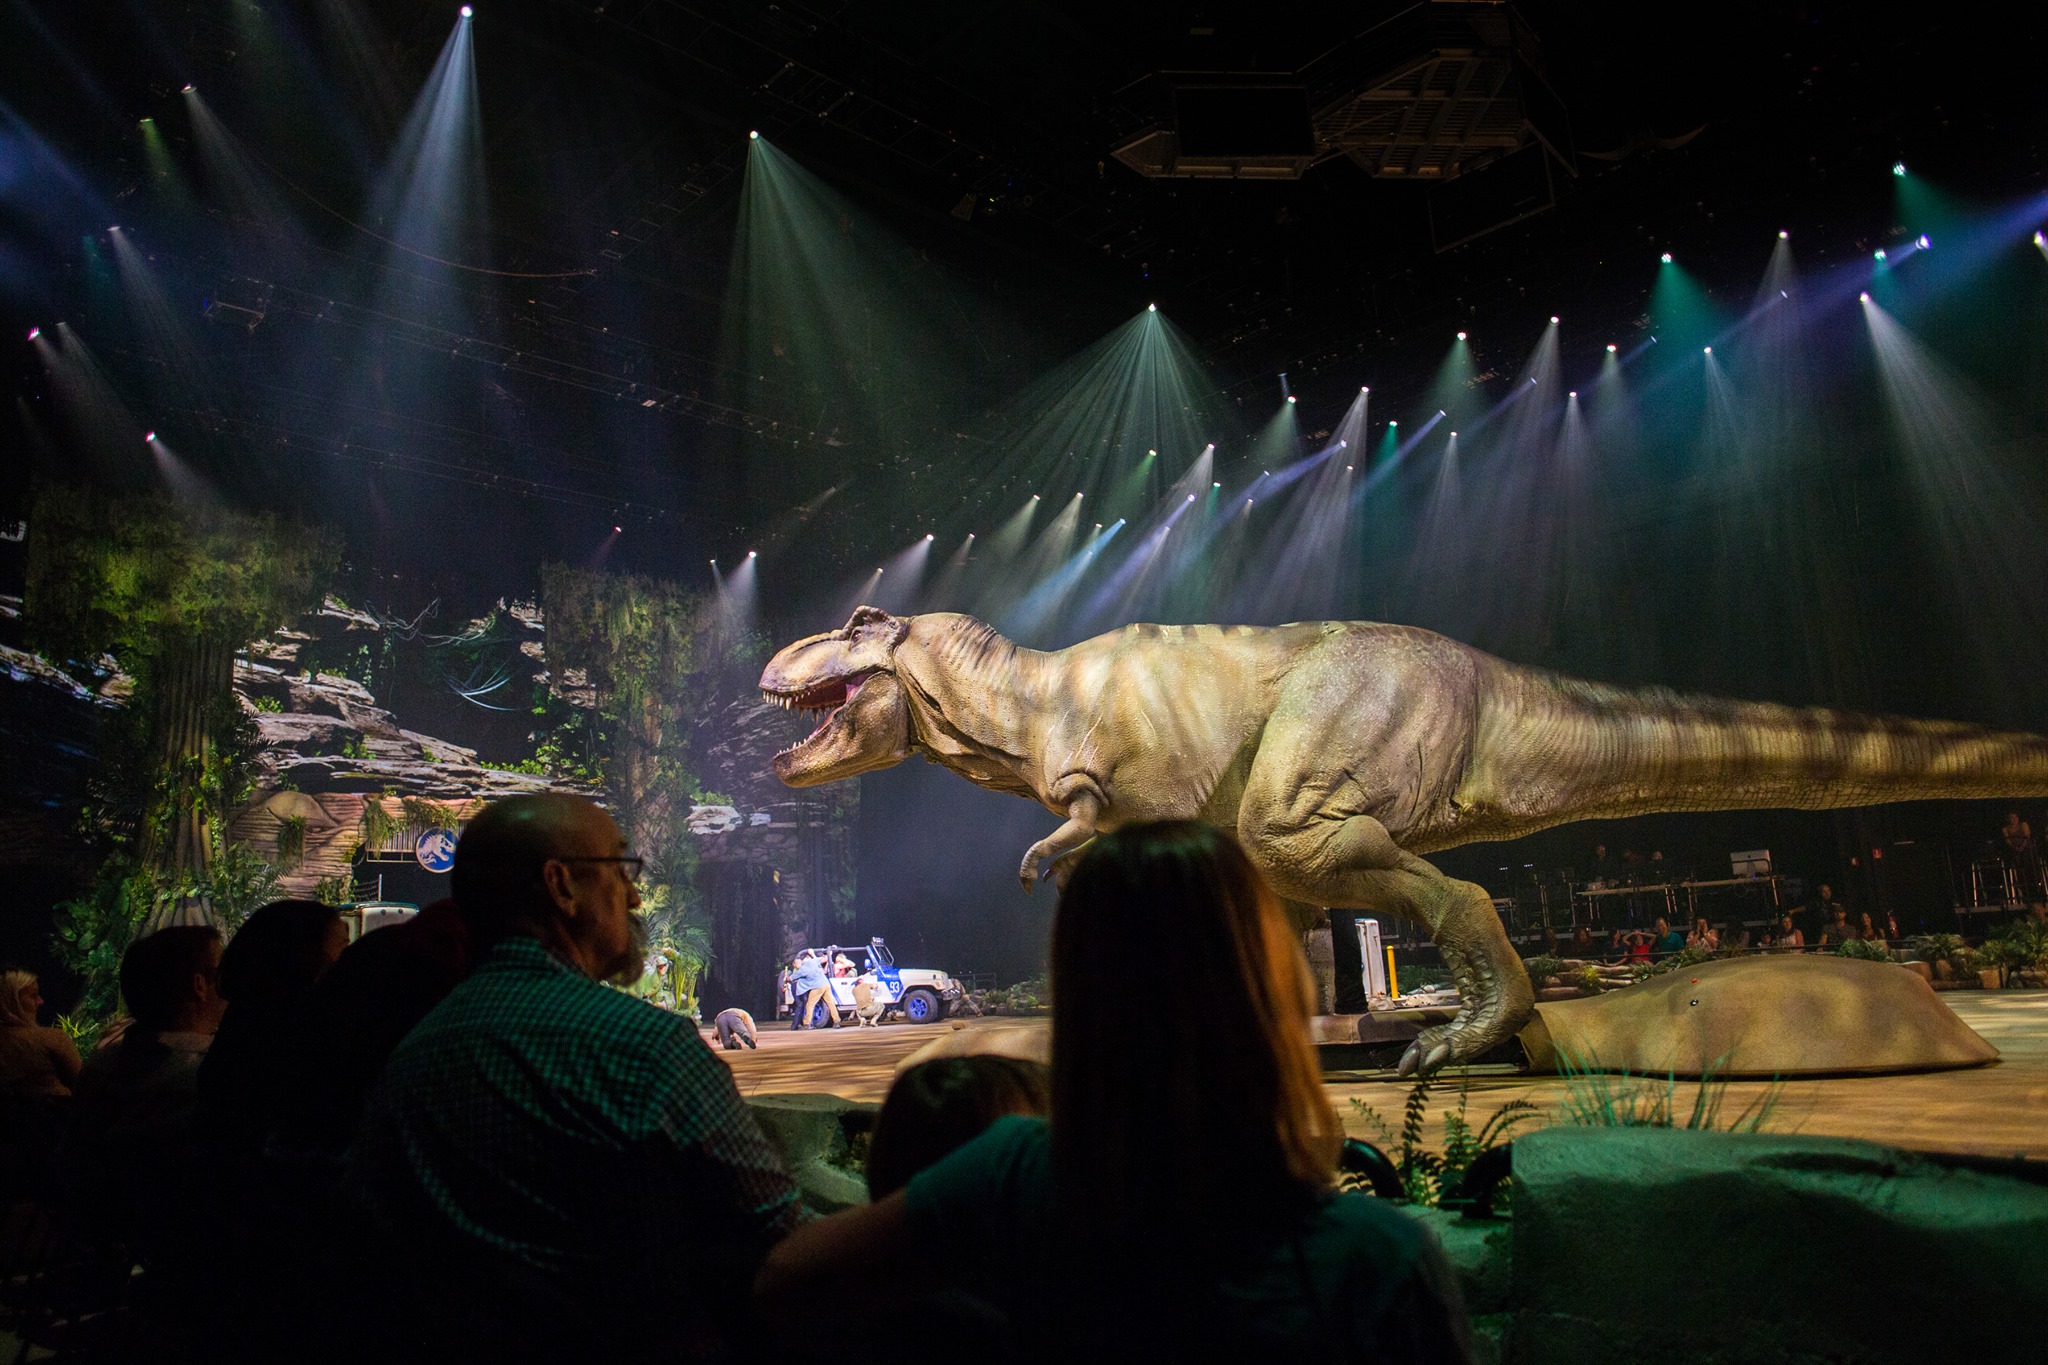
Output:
[763, 670, 875, 756]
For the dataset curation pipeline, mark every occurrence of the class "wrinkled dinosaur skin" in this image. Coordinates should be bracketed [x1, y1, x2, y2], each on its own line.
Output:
[761, 608, 2048, 1075]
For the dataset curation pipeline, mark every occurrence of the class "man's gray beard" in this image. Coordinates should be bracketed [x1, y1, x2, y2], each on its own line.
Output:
[604, 912, 652, 987]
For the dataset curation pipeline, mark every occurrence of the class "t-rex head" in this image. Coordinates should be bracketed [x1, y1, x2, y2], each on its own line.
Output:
[759, 606, 914, 786]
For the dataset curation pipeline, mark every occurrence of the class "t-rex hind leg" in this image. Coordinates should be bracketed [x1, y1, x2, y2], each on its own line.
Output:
[1238, 806, 1534, 1076]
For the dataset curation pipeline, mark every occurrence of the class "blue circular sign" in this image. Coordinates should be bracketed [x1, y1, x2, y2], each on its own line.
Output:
[415, 827, 458, 874]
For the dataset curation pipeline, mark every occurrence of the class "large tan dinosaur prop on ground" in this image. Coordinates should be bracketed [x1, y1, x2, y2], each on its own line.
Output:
[761, 608, 2048, 1075]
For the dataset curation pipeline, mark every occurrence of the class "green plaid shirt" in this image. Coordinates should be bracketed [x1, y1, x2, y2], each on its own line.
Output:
[348, 937, 806, 1352]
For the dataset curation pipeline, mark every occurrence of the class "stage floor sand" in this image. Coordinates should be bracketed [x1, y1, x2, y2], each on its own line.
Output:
[714, 992, 2048, 1159]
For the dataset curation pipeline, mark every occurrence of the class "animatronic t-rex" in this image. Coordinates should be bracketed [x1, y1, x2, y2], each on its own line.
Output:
[760, 608, 2048, 1075]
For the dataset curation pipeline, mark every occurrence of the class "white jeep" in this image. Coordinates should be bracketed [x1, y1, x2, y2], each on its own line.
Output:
[790, 937, 963, 1025]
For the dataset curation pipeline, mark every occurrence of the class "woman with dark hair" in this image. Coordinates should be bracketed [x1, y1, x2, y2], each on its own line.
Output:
[199, 899, 347, 1158]
[758, 821, 1473, 1360]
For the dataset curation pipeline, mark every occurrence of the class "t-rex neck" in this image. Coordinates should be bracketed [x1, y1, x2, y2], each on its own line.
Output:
[894, 614, 1053, 799]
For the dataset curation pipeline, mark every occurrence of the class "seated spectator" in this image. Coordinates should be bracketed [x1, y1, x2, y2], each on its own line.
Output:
[1818, 908, 1851, 947]
[1855, 912, 1883, 943]
[199, 900, 347, 1162]
[1652, 917, 1686, 957]
[0, 967, 82, 1196]
[347, 794, 806, 1363]
[865, 1057, 1048, 1200]
[1775, 915, 1804, 949]
[1603, 928, 1628, 964]
[1625, 930, 1653, 964]
[759, 821, 1474, 1361]
[1569, 926, 1595, 957]
[714, 1007, 758, 1050]
[273, 897, 475, 1159]
[64, 926, 225, 1259]
[1686, 918, 1719, 951]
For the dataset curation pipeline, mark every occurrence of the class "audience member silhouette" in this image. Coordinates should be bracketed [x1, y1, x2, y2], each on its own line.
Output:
[865, 1056, 1049, 1200]
[199, 899, 346, 1161]
[759, 821, 1474, 1361]
[63, 927, 225, 1270]
[346, 794, 806, 1363]
[274, 896, 476, 1158]
[0, 968, 81, 1195]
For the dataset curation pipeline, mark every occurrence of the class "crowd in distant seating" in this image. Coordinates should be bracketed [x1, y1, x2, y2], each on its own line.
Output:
[0, 797, 1477, 1363]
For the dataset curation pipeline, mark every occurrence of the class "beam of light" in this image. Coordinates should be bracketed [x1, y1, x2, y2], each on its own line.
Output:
[1860, 294, 2048, 696]
[955, 307, 1241, 536]
[1392, 409, 1447, 460]
[137, 116, 201, 222]
[145, 431, 220, 507]
[837, 567, 886, 623]
[367, 10, 486, 265]
[924, 533, 977, 609]
[714, 548, 759, 641]
[34, 324, 152, 481]
[106, 227, 214, 414]
[1078, 492, 1196, 628]
[719, 134, 997, 497]
[871, 533, 936, 612]
[1004, 521, 1122, 638]
[182, 91, 296, 228]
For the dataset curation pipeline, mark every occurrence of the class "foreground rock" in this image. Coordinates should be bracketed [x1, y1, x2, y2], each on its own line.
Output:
[1518, 953, 1998, 1077]
[1512, 1127, 2048, 1365]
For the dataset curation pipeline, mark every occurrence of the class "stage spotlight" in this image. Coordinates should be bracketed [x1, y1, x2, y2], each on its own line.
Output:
[1456, 331, 1467, 341]
[924, 533, 934, 540]
[1605, 343, 1617, 353]
[1031, 494, 1040, 500]
[460, 4, 472, 16]
[108, 225, 119, 232]
[1147, 303, 1157, 312]
[181, 84, 194, 94]
[1212, 482, 1220, 488]
[1388, 419, 1398, 426]
[144, 430, 156, 442]
[1859, 291, 1871, 302]
[1448, 431, 1457, 438]
[749, 130, 759, 140]
[1917, 234, 1931, 249]
[710, 558, 717, 565]
[1286, 395, 1296, 404]
[26, 327, 39, 341]
[1345, 465, 1352, 471]
[1568, 390, 1578, 399]
[612, 525, 621, 533]
[748, 550, 758, 558]
[1892, 161, 1907, 176]
[139, 117, 151, 126]
[1660, 253, 1672, 264]
[1703, 346, 1712, 355]
[1778, 230, 1789, 239]
[1874, 249, 1887, 261]
[1186, 494, 1195, 502]
[2036, 231, 2046, 247]
[1549, 315, 1560, 324]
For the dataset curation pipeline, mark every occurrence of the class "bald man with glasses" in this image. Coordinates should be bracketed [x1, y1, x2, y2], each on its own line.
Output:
[347, 795, 806, 1362]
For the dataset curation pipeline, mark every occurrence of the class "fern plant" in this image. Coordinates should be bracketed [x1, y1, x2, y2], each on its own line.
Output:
[1349, 1075, 1544, 1206]
[360, 799, 399, 853]
[275, 813, 308, 871]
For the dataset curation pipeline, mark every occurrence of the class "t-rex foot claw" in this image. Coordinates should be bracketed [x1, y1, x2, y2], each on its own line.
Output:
[1394, 995, 1536, 1077]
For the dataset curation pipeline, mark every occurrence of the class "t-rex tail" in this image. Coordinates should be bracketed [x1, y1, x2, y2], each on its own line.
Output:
[1481, 664, 2048, 828]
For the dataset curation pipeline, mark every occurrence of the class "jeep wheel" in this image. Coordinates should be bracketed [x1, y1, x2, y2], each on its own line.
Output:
[902, 987, 945, 1024]
[809, 998, 837, 1028]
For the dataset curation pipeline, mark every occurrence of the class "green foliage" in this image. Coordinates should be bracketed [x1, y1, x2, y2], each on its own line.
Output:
[1981, 918, 2048, 981]
[312, 874, 354, 906]
[359, 799, 399, 852]
[642, 889, 717, 1015]
[399, 797, 457, 833]
[26, 486, 338, 670]
[253, 695, 283, 713]
[1552, 1049, 1782, 1133]
[341, 735, 371, 761]
[1834, 936, 1895, 962]
[1348, 1076, 1544, 1207]
[56, 1013, 107, 1054]
[976, 977, 1049, 1013]
[1573, 963, 1606, 993]
[1523, 954, 1564, 983]
[1908, 933, 1971, 974]
[275, 814, 308, 871]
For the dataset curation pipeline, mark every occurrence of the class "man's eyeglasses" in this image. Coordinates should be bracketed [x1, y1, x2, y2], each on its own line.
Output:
[552, 855, 646, 881]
